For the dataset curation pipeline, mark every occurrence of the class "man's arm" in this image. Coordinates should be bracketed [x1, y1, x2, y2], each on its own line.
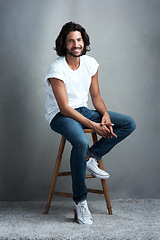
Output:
[89, 71, 117, 138]
[49, 78, 112, 138]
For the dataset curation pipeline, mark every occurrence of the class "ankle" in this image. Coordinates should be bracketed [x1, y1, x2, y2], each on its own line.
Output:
[86, 154, 90, 161]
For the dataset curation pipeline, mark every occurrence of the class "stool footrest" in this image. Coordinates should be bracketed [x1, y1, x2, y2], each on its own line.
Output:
[58, 172, 71, 176]
[87, 188, 104, 194]
[54, 191, 73, 198]
[86, 174, 95, 179]
[58, 171, 95, 179]
[54, 188, 103, 198]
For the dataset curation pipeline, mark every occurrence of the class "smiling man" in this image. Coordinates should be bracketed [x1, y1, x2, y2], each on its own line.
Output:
[44, 22, 136, 225]
[66, 31, 84, 58]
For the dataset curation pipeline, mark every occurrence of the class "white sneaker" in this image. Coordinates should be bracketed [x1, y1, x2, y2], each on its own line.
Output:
[86, 157, 110, 179]
[74, 200, 93, 225]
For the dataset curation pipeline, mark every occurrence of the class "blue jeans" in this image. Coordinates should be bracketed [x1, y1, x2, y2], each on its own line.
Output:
[50, 107, 136, 202]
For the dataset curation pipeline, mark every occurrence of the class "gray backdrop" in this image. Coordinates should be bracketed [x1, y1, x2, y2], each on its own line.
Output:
[0, 0, 159, 201]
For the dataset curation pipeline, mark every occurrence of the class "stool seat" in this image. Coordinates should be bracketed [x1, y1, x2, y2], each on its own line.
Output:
[44, 129, 112, 215]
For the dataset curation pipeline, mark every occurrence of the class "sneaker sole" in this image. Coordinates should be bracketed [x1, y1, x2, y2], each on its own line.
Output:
[86, 167, 110, 179]
[77, 217, 93, 225]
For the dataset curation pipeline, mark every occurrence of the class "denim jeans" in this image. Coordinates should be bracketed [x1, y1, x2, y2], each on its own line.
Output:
[50, 107, 136, 202]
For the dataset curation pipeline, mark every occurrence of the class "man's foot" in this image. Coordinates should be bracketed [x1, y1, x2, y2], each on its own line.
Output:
[74, 200, 93, 225]
[86, 157, 110, 179]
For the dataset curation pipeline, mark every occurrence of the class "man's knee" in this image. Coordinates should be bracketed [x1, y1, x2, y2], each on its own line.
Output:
[73, 136, 89, 150]
[127, 116, 136, 133]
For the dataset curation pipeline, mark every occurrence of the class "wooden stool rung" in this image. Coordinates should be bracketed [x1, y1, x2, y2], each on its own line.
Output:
[86, 174, 95, 179]
[54, 189, 104, 197]
[87, 188, 104, 194]
[54, 191, 73, 198]
[58, 171, 71, 176]
[58, 171, 95, 179]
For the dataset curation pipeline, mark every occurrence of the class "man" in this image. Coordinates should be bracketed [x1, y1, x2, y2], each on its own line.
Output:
[44, 21, 136, 225]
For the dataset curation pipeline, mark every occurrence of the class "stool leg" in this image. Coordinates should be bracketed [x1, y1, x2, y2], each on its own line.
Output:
[91, 132, 113, 215]
[44, 137, 66, 214]
[74, 207, 77, 221]
[99, 159, 112, 215]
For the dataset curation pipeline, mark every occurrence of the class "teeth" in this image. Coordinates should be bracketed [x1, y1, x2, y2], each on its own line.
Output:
[72, 48, 80, 51]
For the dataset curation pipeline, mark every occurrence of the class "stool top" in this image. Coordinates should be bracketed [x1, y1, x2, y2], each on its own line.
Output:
[83, 129, 95, 133]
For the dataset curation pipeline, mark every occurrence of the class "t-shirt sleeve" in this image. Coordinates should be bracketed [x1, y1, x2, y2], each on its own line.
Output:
[87, 56, 99, 77]
[45, 63, 66, 86]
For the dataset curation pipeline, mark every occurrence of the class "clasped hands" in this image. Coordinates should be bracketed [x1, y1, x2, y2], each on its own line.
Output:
[100, 122, 117, 139]
[95, 114, 117, 139]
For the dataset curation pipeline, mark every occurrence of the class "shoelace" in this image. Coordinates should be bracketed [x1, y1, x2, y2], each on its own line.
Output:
[79, 204, 91, 219]
[90, 159, 99, 168]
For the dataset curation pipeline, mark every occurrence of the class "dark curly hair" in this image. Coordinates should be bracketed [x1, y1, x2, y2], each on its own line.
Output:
[54, 21, 91, 56]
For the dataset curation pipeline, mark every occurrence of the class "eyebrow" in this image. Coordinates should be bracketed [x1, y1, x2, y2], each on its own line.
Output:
[67, 37, 83, 42]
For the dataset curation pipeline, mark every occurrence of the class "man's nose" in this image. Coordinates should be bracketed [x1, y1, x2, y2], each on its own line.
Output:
[74, 40, 79, 48]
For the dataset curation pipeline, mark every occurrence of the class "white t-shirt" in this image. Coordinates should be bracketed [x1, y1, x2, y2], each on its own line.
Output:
[44, 55, 99, 123]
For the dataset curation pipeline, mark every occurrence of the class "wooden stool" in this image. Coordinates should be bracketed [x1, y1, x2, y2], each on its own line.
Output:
[44, 129, 112, 215]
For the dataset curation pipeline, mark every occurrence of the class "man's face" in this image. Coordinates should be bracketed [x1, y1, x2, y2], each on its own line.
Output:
[65, 31, 84, 57]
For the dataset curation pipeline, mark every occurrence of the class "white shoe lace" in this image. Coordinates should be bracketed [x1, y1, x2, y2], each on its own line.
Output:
[77, 201, 92, 222]
[79, 204, 91, 219]
[87, 157, 110, 179]
[90, 158, 99, 169]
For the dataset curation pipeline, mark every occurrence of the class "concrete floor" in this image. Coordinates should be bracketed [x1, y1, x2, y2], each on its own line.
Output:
[0, 198, 159, 240]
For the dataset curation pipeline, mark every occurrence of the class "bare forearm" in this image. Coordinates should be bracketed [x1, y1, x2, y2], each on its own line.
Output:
[92, 95, 108, 116]
[60, 106, 95, 129]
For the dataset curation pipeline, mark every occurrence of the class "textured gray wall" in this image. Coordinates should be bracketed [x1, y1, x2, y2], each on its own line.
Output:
[0, 0, 160, 201]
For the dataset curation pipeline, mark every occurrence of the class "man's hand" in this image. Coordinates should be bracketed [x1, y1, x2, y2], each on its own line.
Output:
[92, 122, 111, 138]
[100, 113, 117, 138]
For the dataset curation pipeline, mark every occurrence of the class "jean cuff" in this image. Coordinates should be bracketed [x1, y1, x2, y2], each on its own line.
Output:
[87, 149, 102, 161]
[73, 194, 87, 203]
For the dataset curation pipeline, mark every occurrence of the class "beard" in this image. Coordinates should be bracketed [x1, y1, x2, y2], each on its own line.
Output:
[66, 47, 84, 58]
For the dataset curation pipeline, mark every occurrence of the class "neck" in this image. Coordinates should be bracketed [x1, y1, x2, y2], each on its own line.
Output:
[65, 54, 80, 70]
